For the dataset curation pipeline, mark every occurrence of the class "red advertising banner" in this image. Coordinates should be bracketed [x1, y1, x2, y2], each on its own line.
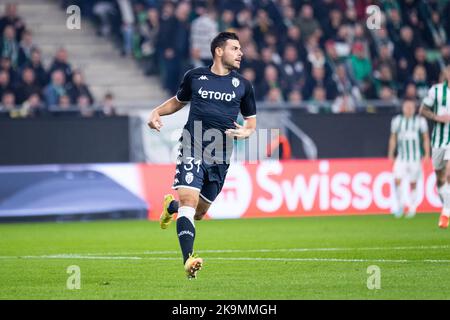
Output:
[139, 159, 440, 220]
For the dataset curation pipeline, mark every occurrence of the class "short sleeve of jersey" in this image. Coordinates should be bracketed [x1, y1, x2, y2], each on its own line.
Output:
[419, 117, 428, 133]
[390, 116, 400, 134]
[176, 69, 194, 103]
[240, 79, 257, 118]
[422, 85, 436, 108]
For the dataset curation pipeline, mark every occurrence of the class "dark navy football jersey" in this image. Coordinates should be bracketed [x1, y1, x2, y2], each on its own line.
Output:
[175, 66, 256, 164]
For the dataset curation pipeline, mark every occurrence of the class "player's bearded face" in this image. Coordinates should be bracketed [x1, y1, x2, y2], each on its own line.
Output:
[221, 40, 243, 70]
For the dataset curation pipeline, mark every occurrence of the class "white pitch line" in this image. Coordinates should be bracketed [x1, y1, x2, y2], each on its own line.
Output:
[0, 255, 142, 260]
[32, 254, 143, 260]
[1, 245, 448, 263]
[0, 255, 449, 264]
[77, 244, 450, 256]
[208, 257, 450, 263]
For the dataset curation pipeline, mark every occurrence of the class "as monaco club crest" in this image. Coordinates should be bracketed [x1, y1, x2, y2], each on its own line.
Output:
[185, 172, 194, 184]
[232, 77, 240, 88]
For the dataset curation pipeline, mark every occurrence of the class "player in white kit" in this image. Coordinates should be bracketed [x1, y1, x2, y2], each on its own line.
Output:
[419, 66, 450, 228]
[389, 99, 430, 218]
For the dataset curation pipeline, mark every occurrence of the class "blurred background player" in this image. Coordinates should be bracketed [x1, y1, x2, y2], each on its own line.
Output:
[419, 65, 450, 228]
[389, 99, 430, 218]
[147, 32, 256, 278]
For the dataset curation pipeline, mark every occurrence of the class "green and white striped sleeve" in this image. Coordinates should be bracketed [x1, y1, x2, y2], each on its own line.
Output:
[419, 117, 428, 133]
[391, 116, 400, 134]
[422, 85, 436, 108]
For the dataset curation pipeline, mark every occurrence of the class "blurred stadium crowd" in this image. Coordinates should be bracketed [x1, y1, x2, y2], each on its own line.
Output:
[0, 3, 116, 118]
[64, 0, 450, 112]
[2, 0, 450, 117]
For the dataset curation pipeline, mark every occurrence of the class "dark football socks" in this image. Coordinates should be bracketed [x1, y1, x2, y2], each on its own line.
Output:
[176, 206, 196, 264]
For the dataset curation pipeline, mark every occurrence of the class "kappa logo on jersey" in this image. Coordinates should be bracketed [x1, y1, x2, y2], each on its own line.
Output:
[232, 77, 240, 88]
[185, 172, 194, 184]
[198, 75, 209, 80]
[198, 87, 236, 101]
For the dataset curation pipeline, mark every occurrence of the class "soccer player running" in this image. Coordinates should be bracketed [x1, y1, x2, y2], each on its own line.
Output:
[419, 65, 450, 229]
[147, 32, 257, 278]
[388, 99, 430, 218]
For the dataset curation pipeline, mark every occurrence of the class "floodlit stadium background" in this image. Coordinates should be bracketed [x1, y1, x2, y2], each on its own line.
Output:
[1, 0, 450, 301]
[2, 0, 449, 220]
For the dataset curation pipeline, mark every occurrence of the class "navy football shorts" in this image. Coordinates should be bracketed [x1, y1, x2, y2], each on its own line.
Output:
[172, 155, 229, 204]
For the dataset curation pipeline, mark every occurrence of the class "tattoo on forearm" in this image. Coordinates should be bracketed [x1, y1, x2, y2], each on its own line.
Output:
[420, 105, 436, 121]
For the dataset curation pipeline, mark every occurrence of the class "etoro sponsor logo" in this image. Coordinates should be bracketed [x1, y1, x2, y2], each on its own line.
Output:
[198, 87, 236, 101]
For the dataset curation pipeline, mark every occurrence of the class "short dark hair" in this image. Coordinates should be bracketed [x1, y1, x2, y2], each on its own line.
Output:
[403, 98, 416, 106]
[210, 32, 239, 58]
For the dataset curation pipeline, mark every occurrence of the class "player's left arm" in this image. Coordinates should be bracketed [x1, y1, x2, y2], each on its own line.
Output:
[422, 132, 431, 160]
[420, 117, 430, 160]
[225, 79, 257, 139]
[225, 117, 256, 139]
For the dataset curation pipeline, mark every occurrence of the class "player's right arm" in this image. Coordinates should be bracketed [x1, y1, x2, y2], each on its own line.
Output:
[420, 105, 450, 123]
[147, 97, 186, 131]
[388, 133, 396, 162]
[388, 117, 398, 162]
[418, 104, 448, 123]
[419, 85, 450, 123]
[148, 69, 194, 131]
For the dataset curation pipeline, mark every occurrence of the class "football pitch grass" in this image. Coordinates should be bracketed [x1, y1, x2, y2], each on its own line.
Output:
[0, 214, 449, 300]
